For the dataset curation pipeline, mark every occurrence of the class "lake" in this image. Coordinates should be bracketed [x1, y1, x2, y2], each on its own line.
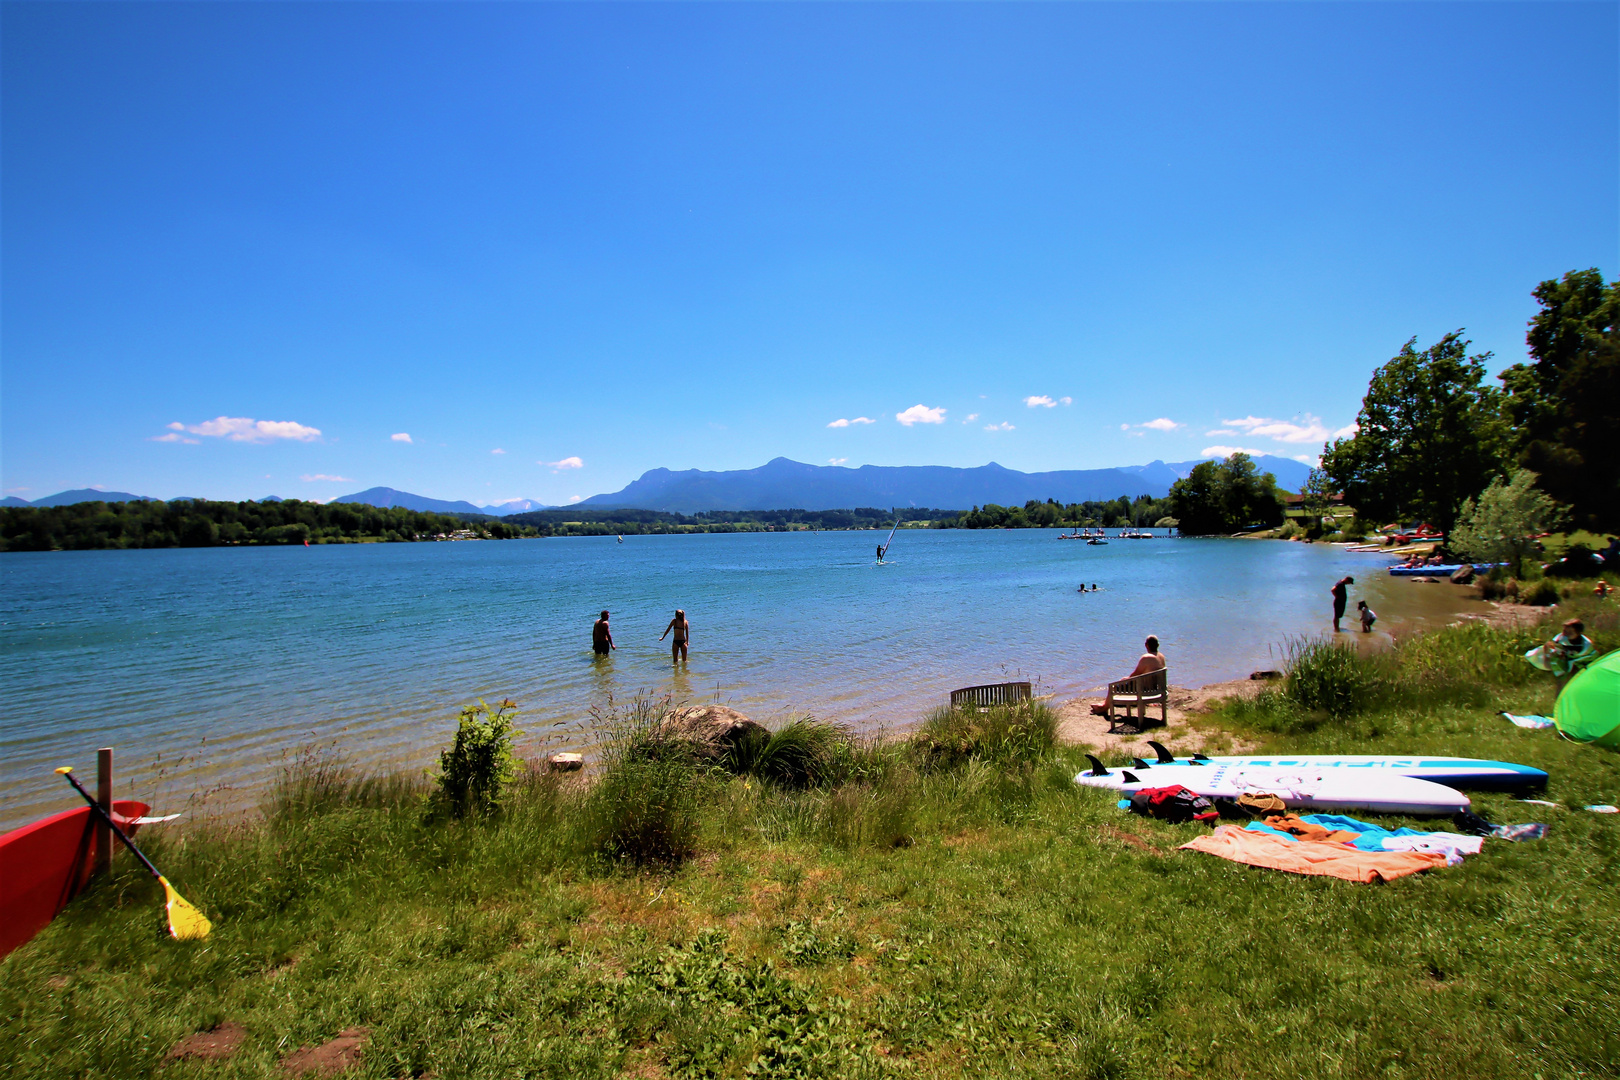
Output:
[0, 530, 1477, 828]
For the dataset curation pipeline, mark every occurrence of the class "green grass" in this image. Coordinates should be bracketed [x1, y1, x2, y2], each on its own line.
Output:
[3, 608, 1619, 1079]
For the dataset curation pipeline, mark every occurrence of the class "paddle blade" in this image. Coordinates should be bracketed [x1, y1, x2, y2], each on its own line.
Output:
[159, 876, 212, 940]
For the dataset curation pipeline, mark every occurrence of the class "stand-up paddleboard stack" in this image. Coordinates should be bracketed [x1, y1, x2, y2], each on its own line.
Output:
[1075, 755, 1473, 816]
[1075, 741, 1550, 816]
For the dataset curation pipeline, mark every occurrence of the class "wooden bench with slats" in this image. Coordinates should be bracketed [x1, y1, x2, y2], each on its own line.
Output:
[950, 681, 1033, 710]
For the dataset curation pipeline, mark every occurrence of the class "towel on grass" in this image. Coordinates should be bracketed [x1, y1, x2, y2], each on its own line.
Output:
[1182, 825, 1447, 883]
[1246, 814, 1484, 866]
[1501, 712, 1556, 729]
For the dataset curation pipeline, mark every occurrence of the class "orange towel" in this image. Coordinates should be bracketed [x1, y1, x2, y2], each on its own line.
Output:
[1181, 825, 1447, 883]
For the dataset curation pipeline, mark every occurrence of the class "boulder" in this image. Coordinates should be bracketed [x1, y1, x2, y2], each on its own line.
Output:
[547, 753, 584, 772]
[1449, 564, 1476, 585]
[658, 704, 767, 761]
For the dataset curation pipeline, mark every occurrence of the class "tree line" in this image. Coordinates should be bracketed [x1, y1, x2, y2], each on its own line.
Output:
[938, 495, 1174, 530]
[1321, 268, 1616, 537]
[503, 506, 959, 534]
[0, 499, 538, 552]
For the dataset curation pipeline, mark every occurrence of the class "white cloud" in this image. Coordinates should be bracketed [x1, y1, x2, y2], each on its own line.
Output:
[984, 421, 1015, 432]
[567, 495, 583, 504]
[168, 416, 323, 443]
[1293, 454, 1320, 465]
[827, 416, 876, 428]
[896, 404, 946, 426]
[542, 456, 584, 472]
[5, 486, 30, 494]
[1200, 445, 1269, 458]
[1120, 423, 1130, 431]
[1332, 423, 1358, 439]
[1023, 395, 1057, 408]
[1060, 396, 1073, 406]
[299, 474, 354, 483]
[150, 432, 200, 444]
[391, 433, 413, 443]
[491, 448, 506, 455]
[1204, 428, 1238, 437]
[963, 413, 980, 423]
[1139, 417, 1181, 432]
[1218, 414, 1345, 444]
[828, 457, 848, 466]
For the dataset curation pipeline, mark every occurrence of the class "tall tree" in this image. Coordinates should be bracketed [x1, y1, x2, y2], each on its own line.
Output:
[1168, 453, 1282, 535]
[1498, 268, 1619, 530]
[1320, 332, 1506, 533]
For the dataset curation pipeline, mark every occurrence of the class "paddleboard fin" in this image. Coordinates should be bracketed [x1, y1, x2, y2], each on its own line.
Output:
[1132, 757, 1150, 769]
[1121, 770, 1141, 783]
[1147, 741, 1176, 763]
[1192, 753, 1211, 761]
[1084, 755, 1110, 777]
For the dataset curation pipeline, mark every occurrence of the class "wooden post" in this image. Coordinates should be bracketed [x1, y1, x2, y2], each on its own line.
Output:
[96, 747, 113, 877]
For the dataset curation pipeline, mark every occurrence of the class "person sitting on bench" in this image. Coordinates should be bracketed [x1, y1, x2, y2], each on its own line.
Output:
[1091, 636, 1167, 716]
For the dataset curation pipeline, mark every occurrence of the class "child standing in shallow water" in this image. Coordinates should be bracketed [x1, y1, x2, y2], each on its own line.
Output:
[1357, 600, 1377, 633]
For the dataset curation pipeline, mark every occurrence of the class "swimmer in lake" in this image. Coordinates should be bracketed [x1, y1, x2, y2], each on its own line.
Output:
[592, 610, 615, 656]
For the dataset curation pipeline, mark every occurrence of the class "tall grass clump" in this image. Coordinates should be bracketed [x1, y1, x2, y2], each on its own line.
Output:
[724, 717, 848, 789]
[914, 699, 1058, 769]
[432, 698, 522, 818]
[588, 694, 703, 866]
[1281, 637, 1387, 717]
[263, 741, 423, 826]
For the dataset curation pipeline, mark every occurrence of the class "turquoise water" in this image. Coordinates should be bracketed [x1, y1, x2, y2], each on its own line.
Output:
[0, 531, 1471, 828]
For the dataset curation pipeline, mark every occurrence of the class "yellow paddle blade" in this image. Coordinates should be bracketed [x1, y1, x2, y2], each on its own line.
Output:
[159, 876, 212, 940]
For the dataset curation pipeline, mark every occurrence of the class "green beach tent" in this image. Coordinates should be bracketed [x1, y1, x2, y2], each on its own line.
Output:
[1555, 649, 1620, 749]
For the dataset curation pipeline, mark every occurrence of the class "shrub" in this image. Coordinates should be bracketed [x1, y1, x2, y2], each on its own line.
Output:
[1282, 638, 1386, 718]
[1520, 579, 1561, 606]
[724, 717, 847, 789]
[914, 700, 1058, 768]
[1478, 576, 1519, 601]
[434, 698, 522, 818]
[589, 694, 702, 865]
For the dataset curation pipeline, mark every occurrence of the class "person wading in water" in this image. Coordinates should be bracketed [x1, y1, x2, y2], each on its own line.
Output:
[592, 610, 616, 657]
[660, 609, 690, 666]
[1331, 576, 1354, 632]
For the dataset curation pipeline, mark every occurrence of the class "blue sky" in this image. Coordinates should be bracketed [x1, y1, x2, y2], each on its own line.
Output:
[3, 2, 1615, 507]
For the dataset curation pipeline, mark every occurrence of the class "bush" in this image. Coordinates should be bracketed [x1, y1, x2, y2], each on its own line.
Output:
[914, 700, 1058, 768]
[1478, 575, 1520, 601]
[1282, 638, 1386, 718]
[434, 699, 522, 818]
[724, 717, 848, 789]
[589, 695, 702, 865]
[1520, 579, 1561, 606]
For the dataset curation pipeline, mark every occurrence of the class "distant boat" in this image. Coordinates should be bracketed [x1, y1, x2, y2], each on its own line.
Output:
[1087, 538, 1108, 545]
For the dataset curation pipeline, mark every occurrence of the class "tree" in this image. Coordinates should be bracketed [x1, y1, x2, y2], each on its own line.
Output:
[1168, 453, 1283, 535]
[1450, 469, 1566, 579]
[1320, 332, 1506, 533]
[1299, 467, 1336, 536]
[1498, 269, 1619, 531]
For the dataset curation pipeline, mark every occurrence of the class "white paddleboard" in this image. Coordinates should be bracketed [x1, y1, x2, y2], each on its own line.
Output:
[1136, 741, 1547, 793]
[1075, 756, 1470, 816]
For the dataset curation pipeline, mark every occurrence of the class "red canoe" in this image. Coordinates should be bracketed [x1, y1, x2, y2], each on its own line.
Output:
[0, 800, 151, 959]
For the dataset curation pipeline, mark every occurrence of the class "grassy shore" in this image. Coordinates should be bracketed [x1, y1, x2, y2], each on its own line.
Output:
[3, 602, 1617, 1079]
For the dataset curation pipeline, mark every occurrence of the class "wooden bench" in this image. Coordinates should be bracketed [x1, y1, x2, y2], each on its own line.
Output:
[1104, 669, 1168, 732]
[950, 681, 1033, 710]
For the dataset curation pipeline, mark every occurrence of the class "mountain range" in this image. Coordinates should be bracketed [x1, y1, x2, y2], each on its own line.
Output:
[3, 455, 1312, 515]
[574, 455, 1313, 514]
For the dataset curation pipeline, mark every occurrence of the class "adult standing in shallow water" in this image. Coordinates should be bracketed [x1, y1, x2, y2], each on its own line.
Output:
[660, 608, 690, 665]
[592, 610, 615, 657]
[1331, 576, 1354, 632]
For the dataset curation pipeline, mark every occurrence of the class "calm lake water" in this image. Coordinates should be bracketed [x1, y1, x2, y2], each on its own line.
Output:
[0, 530, 1477, 828]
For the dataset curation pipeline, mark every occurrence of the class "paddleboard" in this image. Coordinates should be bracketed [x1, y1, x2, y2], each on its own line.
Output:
[1137, 742, 1548, 793]
[0, 800, 153, 958]
[1075, 756, 1470, 816]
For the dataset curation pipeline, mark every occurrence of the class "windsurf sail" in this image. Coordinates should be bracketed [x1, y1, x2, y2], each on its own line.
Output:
[879, 511, 901, 560]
